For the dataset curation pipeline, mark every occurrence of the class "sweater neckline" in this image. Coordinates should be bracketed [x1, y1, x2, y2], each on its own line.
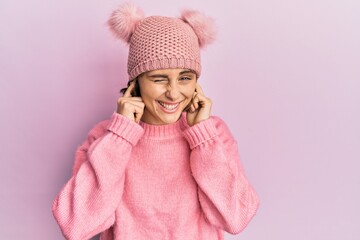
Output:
[139, 112, 190, 138]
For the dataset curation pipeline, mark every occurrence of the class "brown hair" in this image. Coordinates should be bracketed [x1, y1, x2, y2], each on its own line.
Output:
[120, 77, 141, 97]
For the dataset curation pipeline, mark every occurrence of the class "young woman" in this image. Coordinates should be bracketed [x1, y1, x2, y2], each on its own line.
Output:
[52, 4, 259, 240]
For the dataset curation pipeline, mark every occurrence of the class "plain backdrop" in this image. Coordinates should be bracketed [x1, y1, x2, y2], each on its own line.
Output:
[1, 0, 359, 239]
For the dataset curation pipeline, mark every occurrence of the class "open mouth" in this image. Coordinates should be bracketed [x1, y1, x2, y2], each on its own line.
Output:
[157, 100, 182, 113]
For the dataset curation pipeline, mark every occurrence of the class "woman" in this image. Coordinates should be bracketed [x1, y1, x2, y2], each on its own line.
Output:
[52, 4, 259, 240]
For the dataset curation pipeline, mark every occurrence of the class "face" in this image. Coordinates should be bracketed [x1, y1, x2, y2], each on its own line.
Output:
[138, 68, 197, 125]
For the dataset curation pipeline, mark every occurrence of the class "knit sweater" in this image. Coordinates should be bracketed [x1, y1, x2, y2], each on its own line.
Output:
[52, 112, 259, 240]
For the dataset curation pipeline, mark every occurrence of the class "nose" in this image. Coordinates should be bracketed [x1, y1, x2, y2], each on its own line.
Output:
[165, 83, 181, 101]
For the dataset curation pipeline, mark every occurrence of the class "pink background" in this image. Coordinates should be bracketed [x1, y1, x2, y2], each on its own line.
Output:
[1, 0, 359, 239]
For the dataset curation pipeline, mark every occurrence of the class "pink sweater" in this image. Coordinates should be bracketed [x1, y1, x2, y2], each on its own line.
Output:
[52, 112, 259, 240]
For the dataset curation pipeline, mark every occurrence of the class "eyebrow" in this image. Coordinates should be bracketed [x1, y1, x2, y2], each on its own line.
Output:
[179, 70, 196, 75]
[148, 74, 168, 78]
[148, 70, 196, 78]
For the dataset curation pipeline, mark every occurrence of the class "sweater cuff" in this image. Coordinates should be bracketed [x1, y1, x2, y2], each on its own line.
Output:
[107, 112, 144, 146]
[182, 118, 218, 149]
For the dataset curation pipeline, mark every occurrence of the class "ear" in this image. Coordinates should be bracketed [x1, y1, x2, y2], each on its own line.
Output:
[180, 10, 216, 48]
[107, 3, 145, 43]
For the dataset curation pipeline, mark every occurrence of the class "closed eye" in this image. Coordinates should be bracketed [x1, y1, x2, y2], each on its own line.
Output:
[153, 79, 167, 83]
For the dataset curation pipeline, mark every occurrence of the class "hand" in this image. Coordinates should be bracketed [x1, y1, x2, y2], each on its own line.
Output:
[117, 81, 145, 123]
[186, 83, 212, 126]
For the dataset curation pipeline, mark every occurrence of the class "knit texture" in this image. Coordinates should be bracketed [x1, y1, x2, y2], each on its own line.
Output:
[128, 16, 201, 79]
[52, 113, 259, 240]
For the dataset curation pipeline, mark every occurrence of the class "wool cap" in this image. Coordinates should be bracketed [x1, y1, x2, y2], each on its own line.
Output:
[108, 3, 216, 80]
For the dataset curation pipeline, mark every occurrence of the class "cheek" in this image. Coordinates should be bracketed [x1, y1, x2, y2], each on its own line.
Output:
[183, 85, 196, 99]
[140, 86, 164, 108]
[140, 82, 157, 99]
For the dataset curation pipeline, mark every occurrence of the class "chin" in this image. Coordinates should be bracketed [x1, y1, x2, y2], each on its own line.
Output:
[159, 113, 182, 124]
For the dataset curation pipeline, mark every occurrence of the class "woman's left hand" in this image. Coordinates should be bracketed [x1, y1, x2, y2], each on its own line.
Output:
[186, 83, 212, 126]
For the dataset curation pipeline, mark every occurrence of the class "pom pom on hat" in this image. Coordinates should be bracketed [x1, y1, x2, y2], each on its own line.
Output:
[181, 9, 216, 48]
[107, 3, 145, 43]
[107, 4, 216, 79]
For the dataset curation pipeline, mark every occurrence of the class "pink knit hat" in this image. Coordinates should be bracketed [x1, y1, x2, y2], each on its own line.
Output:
[108, 3, 216, 80]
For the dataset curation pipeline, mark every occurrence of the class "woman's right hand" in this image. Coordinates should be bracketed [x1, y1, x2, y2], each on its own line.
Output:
[117, 81, 145, 123]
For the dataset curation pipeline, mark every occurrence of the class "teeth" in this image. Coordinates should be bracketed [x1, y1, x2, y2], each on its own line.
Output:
[158, 101, 179, 110]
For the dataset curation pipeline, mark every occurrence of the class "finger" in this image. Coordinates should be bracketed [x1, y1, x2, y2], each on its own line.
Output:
[194, 94, 208, 105]
[127, 97, 144, 102]
[127, 104, 144, 122]
[183, 91, 200, 112]
[117, 98, 145, 117]
[193, 98, 199, 110]
[183, 103, 191, 112]
[193, 90, 211, 108]
[117, 96, 143, 104]
[117, 98, 144, 109]
[123, 81, 136, 98]
[119, 99, 145, 109]
[134, 106, 144, 123]
[190, 94, 198, 109]
[129, 101, 145, 109]
[195, 83, 205, 95]
[190, 104, 196, 113]
[190, 92, 198, 106]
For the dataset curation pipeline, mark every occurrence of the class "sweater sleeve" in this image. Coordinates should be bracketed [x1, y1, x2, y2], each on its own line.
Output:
[71, 120, 109, 177]
[182, 116, 260, 234]
[52, 113, 144, 240]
